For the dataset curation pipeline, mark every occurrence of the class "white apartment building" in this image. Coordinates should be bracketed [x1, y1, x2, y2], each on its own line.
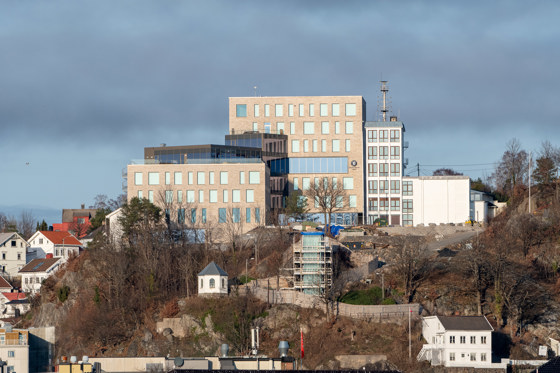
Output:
[418, 315, 493, 368]
[0, 233, 27, 277]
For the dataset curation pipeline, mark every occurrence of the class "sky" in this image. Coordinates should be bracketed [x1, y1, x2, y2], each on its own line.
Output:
[1, 1, 559, 224]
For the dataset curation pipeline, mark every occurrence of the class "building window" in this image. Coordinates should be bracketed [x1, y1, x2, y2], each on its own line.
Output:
[246, 190, 254, 203]
[380, 146, 389, 160]
[187, 190, 195, 203]
[254, 104, 259, 117]
[481, 353, 487, 361]
[292, 140, 300, 152]
[209, 278, 215, 288]
[345, 139, 351, 152]
[236, 104, 247, 117]
[379, 130, 388, 142]
[288, 104, 294, 117]
[210, 190, 218, 203]
[255, 208, 261, 223]
[320, 103, 328, 116]
[134, 173, 143, 185]
[390, 198, 400, 211]
[293, 177, 299, 190]
[148, 172, 159, 185]
[379, 198, 389, 211]
[470, 353, 476, 361]
[303, 122, 314, 134]
[249, 171, 260, 184]
[391, 163, 400, 177]
[246, 208, 251, 223]
[290, 122, 295, 134]
[174, 172, 183, 185]
[148, 191, 154, 203]
[379, 163, 388, 177]
[312, 139, 318, 152]
[391, 146, 400, 160]
[253, 122, 258, 131]
[264, 104, 270, 117]
[403, 199, 413, 213]
[332, 139, 340, 152]
[332, 103, 340, 116]
[449, 352, 455, 361]
[343, 177, 353, 190]
[198, 190, 204, 203]
[403, 214, 413, 226]
[368, 146, 377, 160]
[321, 139, 327, 152]
[200, 279, 203, 288]
[303, 140, 309, 152]
[275, 104, 283, 116]
[349, 195, 357, 208]
[240, 171, 245, 184]
[345, 121, 353, 134]
[321, 121, 329, 134]
[379, 180, 388, 194]
[309, 103, 315, 116]
[390, 129, 400, 142]
[7, 351, 14, 357]
[197, 172, 205, 185]
[471, 336, 476, 344]
[165, 172, 171, 185]
[345, 103, 356, 116]
[178, 209, 185, 224]
[233, 190, 241, 203]
[335, 121, 340, 134]
[277, 122, 284, 134]
[368, 163, 377, 177]
[17, 253, 21, 260]
[390, 180, 400, 194]
[403, 181, 413, 196]
[368, 130, 377, 142]
[220, 171, 228, 184]
[202, 208, 207, 223]
[219, 208, 227, 223]
[302, 177, 310, 190]
[298, 103, 305, 116]
[165, 190, 173, 203]
[481, 336, 487, 344]
[450, 336, 455, 344]
[368, 198, 378, 211]
[232, 208, 240, 223]
[209, 171, 214, 185]
[368, 180, 378, 194]
[460, 336, 466, 344]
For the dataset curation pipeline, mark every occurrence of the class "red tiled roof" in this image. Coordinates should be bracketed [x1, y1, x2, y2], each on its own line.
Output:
[0, 276, 11, 289]
[19, 257, 61, 273]
[1, 292, 26, 301]
[39, 231, 81, 246]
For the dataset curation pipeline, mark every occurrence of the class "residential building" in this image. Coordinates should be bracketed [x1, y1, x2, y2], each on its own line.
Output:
[417, 315, 493, 368]
[0, 276, 12, 293]
[0, 324, 29, 373]
[19, 257, 62, 294]
[198, 261, 228, 296]
[0, 232, 27, 277]
[0, 292, 29, 318]
[229, 96, 366, 225]
[103, 207, 124, 247]
[27, 231, 82, 262]
[52, 205, 98, 238]
[293, 232, 333, 294]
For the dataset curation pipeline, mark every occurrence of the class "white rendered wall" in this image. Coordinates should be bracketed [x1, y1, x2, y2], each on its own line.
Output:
[410, 177, 470, 226]
[198, 275, 228, 295]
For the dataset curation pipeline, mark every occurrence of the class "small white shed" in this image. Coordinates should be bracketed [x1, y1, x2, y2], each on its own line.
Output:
[198, 262, 228, 296]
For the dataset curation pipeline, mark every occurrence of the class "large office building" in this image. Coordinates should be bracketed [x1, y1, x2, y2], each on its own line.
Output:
[229, 96, 366, 225]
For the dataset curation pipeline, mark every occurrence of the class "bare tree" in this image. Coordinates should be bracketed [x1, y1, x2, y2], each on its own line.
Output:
[390, 236, 431, 303]
[433, 168, 463, 176]
[507, 213, 544, 258]
[491, 138, 529, 198]
[304, 178, 348, 234]
[218, 207, 246, 253]
[18, 210, 36, 239]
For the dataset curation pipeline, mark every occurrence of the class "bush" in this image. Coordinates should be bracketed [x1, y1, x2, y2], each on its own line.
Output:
[381, 298, 397, 305]
[57, 285, 70, 303]
[339, 286, 383, 305]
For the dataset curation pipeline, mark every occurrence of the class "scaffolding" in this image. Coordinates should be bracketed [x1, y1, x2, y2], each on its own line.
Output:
[293, 232, 333, 295]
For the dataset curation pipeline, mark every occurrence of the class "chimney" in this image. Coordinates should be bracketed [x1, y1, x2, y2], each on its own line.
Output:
[46, 253, 53, 259]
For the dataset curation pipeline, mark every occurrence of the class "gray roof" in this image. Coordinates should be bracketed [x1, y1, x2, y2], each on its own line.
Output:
[0, 233, 18, 247]
[198, 262, 228, 277]
[437, 316, 493, 331]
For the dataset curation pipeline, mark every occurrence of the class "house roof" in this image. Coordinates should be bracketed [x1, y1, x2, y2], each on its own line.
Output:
[39, 231, 82, 246]
[198, 262, 228, 277]
[530, 356, 560, 373]
[0, 232, 24, 247]
[62, 208, 97, 223]
[437, 316, 493, 331]
[19, 257, 61, 273]
[0, 276, 12, 290]
[1, 292, 26, 301]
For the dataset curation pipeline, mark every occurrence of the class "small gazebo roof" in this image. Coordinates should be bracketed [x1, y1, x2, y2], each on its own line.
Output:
[198, 261, 228, 277]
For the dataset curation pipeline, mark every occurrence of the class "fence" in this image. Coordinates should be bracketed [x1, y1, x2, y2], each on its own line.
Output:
[242, 285, 420, 320]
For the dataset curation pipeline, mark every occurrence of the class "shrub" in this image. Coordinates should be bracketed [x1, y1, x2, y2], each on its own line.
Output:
[57, 285, 70, 303]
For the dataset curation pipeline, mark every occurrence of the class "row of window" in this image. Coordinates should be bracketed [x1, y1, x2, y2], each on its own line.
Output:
[135, 171, 261, 186]
[269, 157, 348, 174]
[367, 129, 401, 142]
[449, 352, 487, 362]
[236, 103, 357, 118]
[367, 163, 402, 178]
[449, 335, 487, 344]
[171, 207, 262, 225]
[200, 278, 226, 289]
[253, 120, 355, 136]
[367, 198, 413, 213]
[293, 177, 354, 191]
[24, 276, 43, 284]
[292, 139, 352, 153]
[312, 195, 358, 209]
[1, 253, 22, 260]
[140, 189, 259, 204]
[367, 146, 400, 160]
[367, 180, 403, 194]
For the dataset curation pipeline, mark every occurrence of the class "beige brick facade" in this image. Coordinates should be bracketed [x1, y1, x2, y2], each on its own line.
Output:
[229, 96, 365, 222]
[127, 162, 270, 238]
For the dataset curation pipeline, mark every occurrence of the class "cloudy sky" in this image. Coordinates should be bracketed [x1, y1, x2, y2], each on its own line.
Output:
[1, 1, 559, 223]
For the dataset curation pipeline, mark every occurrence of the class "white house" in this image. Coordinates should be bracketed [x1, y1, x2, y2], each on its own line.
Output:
[198, 262, 228, 296]
[27, 231, 82, 262]
[0, 233, 28, 277]
[417, 315, 493, 368]
[104, 207, 124, 247]
[0, 292, 29, 317]
[19, 257, 62, 294]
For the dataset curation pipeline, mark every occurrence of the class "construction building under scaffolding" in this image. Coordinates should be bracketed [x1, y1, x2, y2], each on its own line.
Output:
[293, 232, 333, 294]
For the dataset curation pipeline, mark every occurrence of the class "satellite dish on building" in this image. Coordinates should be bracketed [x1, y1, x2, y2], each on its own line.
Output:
[174, 357, 184, 367]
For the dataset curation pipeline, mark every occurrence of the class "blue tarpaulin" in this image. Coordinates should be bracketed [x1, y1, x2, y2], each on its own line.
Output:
[324, 224, 344, 236]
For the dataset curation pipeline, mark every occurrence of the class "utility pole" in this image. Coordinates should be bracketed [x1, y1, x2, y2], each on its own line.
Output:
[529, 152, 532, 214]
[409, 306, 412, 360]
[417, 163, 420, 177]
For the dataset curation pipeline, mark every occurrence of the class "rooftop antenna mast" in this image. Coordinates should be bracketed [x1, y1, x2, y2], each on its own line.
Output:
[380, 80, 389, 122]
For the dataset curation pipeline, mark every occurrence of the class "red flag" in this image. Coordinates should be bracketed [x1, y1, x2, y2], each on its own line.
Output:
[300, 328, 304, 359]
